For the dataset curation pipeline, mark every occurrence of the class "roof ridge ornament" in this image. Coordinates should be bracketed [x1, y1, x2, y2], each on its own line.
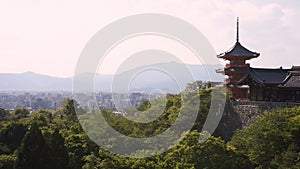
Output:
[236, 17, 239, 42]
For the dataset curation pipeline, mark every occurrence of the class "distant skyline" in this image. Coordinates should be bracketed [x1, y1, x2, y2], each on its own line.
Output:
[0, 0, 300, 77]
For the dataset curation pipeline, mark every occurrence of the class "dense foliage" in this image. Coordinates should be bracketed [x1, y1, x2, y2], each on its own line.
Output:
[0, 86, 299, 168]
[229, 106, 300, 169]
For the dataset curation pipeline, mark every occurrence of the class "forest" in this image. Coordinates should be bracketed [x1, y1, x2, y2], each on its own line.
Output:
[0, 87, 299, 169]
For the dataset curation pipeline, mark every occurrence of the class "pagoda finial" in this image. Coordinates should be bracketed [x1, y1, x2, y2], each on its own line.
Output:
[236, 17, 239, 42]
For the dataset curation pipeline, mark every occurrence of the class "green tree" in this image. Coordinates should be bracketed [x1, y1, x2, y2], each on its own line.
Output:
[29, 109, 53, 127]
[65, 133, 92, 169]
[0, 122, 27, 154]
[0, 154, 15, 169]
[0, 108, 10, 122]
[12, 108, 29, 120]
[61, 98, 84, 117]
[14, 123, 50, 169]
[97, 149, 128, 169]
[229, 106, 300, 168]
[163, 131, 241, 169]
[47, 128, 70, 169]
[82, 153, 101, 169]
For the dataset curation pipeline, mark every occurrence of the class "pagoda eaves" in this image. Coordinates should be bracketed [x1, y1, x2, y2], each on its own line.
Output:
[217, 41, 260, 59]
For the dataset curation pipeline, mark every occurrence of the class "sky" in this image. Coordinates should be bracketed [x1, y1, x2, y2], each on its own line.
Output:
[0, 0, 299, 77]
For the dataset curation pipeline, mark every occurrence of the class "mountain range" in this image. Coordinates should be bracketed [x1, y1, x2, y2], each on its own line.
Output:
[0, 62, 224, 92]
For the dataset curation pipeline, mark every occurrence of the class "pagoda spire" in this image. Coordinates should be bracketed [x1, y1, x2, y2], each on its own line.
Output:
[236, 17, 239, 42]
[217, 16, 260, 58]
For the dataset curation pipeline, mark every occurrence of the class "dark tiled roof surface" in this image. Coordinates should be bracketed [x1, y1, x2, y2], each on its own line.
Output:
[280, 71, 300, 87]
[292, 66, 300, 70]
[249, 68, 290, 84]
[238, 68, 291, 85]
[219, 42, 260, 57]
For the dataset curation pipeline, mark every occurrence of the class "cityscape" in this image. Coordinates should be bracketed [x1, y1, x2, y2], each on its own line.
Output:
[0, 90, 162, 113]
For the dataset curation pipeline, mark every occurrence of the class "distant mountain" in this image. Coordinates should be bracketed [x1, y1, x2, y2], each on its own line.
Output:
[109, 62, 224, 93]
[0, 71, 72, 91]
[0, 63, 224, 92]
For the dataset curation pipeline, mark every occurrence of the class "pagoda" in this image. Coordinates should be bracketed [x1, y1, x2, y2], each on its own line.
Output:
[217, 17, 260, 100]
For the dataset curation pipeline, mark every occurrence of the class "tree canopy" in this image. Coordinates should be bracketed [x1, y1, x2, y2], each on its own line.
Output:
[0, 90, 298, 168]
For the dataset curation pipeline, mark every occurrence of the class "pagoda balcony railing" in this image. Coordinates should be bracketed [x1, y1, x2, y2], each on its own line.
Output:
[225, 63, 250, 68]
[224, 70, 248, 75]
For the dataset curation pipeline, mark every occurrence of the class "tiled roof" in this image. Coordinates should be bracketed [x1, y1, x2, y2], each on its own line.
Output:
[238, 68, 291, 85]
[280, 71, 300, 87]
[249, 68, 290, 84]
[218, 42, 260, 58]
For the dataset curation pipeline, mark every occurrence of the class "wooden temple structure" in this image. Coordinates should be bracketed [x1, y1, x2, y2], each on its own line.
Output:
[217, 18, 300, 102]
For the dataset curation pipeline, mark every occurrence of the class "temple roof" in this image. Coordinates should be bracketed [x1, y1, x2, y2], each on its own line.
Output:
[292, 66, 300, 71]
[238, 68, 290, 85]
[280, 71, 300, 88]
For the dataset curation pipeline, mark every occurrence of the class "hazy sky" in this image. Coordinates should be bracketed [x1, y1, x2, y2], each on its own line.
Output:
[0, 0, 299, 77]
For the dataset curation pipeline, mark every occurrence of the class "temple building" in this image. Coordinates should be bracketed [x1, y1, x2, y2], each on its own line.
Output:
[217, 18, 300, 102]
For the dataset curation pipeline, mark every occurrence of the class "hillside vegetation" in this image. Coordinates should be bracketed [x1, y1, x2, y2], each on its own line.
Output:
[0, 88, 299, 169]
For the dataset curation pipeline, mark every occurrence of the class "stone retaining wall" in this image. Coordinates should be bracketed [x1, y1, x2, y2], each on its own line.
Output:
[231, 101, 300, 128]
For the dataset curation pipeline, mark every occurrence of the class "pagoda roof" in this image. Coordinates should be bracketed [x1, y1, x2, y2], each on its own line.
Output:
[218, 42, 260, 58]
[217, 17, 260, 58]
